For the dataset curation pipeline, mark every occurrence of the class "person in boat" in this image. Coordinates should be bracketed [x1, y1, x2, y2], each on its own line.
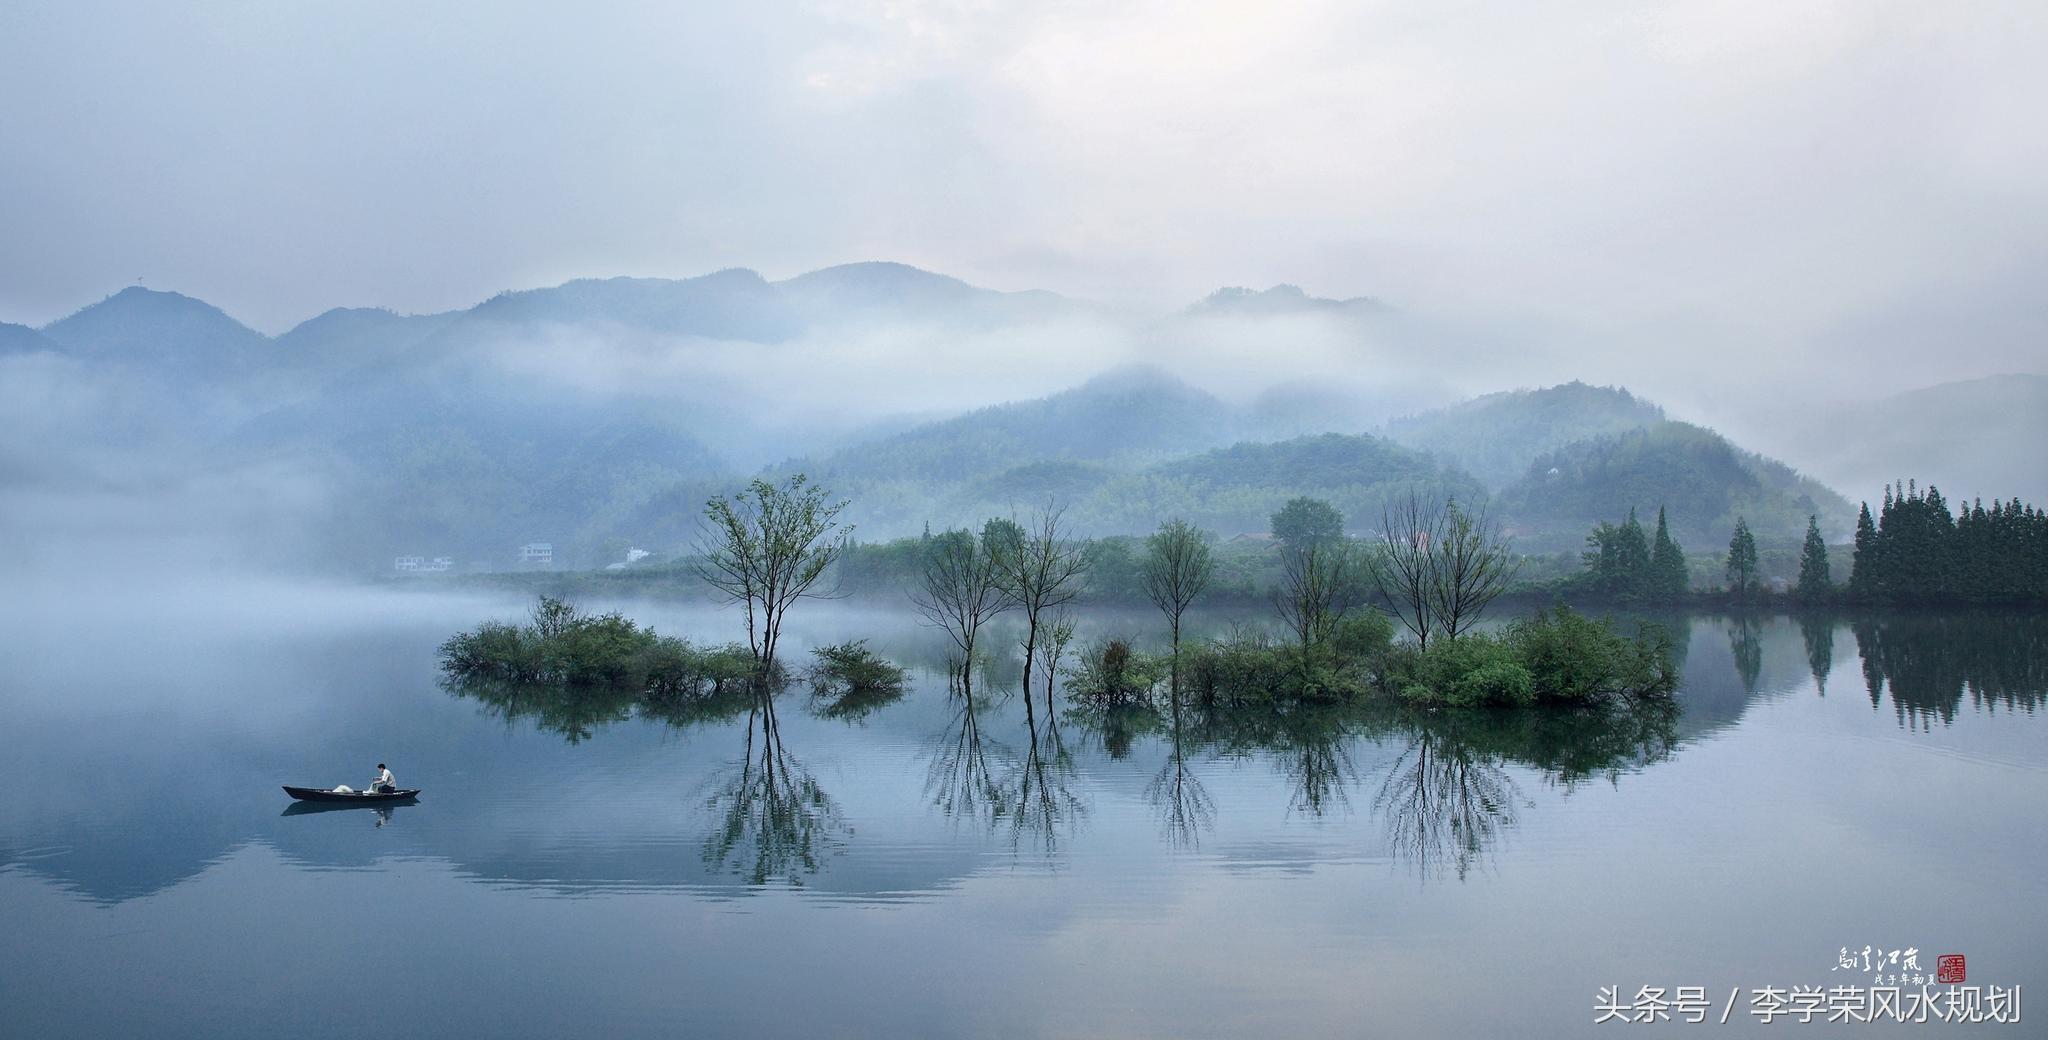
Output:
[371, 763, 395, 794]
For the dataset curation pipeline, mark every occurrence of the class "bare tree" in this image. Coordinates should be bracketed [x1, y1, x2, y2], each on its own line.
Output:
[1033, 610, 1077, 707]
[1275, 538, 1368, 650]
[911, 528, 1013, 693]
[1143, 518, 1213, 687]
[696, 474, 847, 672]
[1371, 491, 1518, 648]
[1427, 500, 1519, 642]
[991, 506, 1090, 717]
[1372, 491, 1449, 648]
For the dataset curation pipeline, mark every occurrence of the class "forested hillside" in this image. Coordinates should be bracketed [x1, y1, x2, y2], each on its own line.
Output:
[1385, 382, 1666, 489]
[1492, 421, 1853, 550]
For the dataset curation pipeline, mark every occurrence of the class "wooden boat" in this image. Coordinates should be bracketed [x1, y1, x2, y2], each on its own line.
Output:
[282, 785, 421, 803]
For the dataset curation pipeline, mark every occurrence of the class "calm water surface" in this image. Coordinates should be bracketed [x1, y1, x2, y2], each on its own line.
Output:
[2, 583, 2043, 1038]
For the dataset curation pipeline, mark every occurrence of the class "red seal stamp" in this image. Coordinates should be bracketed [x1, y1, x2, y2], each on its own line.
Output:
[1936, 954, 1966, 984]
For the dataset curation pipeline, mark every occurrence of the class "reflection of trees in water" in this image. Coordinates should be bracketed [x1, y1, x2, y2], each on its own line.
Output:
[1144, 704, 1215, 850]
[1799, 614, 1834, 694]
[808, 683, 905, 724]
[701, 692, 845, 885]
[1000, 713, 1087, 853]
[1278, 721, 1356, 818]
[1366, 698, 1677, 879]
[1852, 614, 2048, 728]
[1157, 695, 1677, 879]
[925, 688, 1009, 831]
[442, 675, 642, 744]
[445, 670, 767, 743]
[1183, 705, 1358, 819]
[445, 669, 845, 885]
[1726, 614, 1764, 694]
[924, 682, 1088, 852]
[1373, 726, 1519, 882]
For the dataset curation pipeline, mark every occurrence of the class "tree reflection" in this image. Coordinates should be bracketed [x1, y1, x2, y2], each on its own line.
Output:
[1144, 703, 1216, 850]
[1000, 711, 1086, 853]
[1183, 705, 1358, 819]
[1727, 614, 1764, 694]
[1365, 698, 1677, 880]
[1799, 613, 1834, 694]
[925, 686, 1009, 831]
[441, 674, 640, 744]
[1372, 725, 1520, 882]
[1852, 614, 2048, 727]
[444, 671, 760, 742]
[700, 691, 844, 885]
[808, 683, 906, 724]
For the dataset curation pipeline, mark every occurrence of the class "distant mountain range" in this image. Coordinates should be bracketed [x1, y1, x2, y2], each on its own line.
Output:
[1188, 283, 1390, 318]
[5, 262, 2025, 568]
[0, 321, 58, 354]
[1752, 374, 2048, 509]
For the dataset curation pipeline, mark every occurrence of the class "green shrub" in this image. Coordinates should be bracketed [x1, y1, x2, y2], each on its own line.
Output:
[1176, 623, 1376, 705]
[546, 610, 656, 684]
[439, 620, 539, 680]
[807, 640, 908, 696]
[1067, 637, 1168, 707]
[1382, 608, 1674, 707]
[440, 596, 774, 701]
[1504, 605, 1676, 703]
[1386, 632, 1535, 707]
[1328, 611, 1394, 664]
[1455, 660, 1537, 706]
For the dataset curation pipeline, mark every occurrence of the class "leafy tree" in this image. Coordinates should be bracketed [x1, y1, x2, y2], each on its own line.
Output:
[1796, 515, 1831, 602]
[1582, 509, 1652, 599]
[1271, 496, 1344, 551]
[1724, 517, 1759, 598]
[696, 474, 848, 670]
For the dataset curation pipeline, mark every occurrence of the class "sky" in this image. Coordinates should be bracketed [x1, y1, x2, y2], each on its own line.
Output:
[2, 0, 2044, 388]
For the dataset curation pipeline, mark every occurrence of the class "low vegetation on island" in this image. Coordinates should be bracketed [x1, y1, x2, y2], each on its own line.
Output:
[439, 469, 2044, 742]
[440, 474, 1680, 724]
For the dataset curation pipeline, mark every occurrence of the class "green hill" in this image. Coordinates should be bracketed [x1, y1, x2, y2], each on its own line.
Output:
[1090, 432, 1488, 536]
[1493, 420, 1852, 551]
[1386, 382, 1665, 489]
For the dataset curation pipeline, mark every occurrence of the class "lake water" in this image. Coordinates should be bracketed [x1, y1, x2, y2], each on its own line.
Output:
[2, 583, 2043, 1037]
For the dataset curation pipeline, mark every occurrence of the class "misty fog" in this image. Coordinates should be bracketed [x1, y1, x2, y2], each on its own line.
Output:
[2, 1, 2044, 583]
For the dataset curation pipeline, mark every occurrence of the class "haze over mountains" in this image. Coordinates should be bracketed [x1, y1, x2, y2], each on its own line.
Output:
[3, 262, 2038, 574]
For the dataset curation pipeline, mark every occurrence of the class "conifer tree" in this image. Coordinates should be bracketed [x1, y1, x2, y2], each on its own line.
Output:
[1849, 502, 1876, 598]
[1649, 505, 1688, 600]
[1725, 517, 1759, 598]
[1796, 515, 1831, 602]
[1616, 508, 1651, 599]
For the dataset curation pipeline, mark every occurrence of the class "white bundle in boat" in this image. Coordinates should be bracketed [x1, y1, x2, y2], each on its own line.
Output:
[332, 784, 355, 794]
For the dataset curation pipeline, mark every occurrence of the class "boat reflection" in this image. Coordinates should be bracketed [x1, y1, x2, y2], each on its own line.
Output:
[280, 800, 414, 831]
